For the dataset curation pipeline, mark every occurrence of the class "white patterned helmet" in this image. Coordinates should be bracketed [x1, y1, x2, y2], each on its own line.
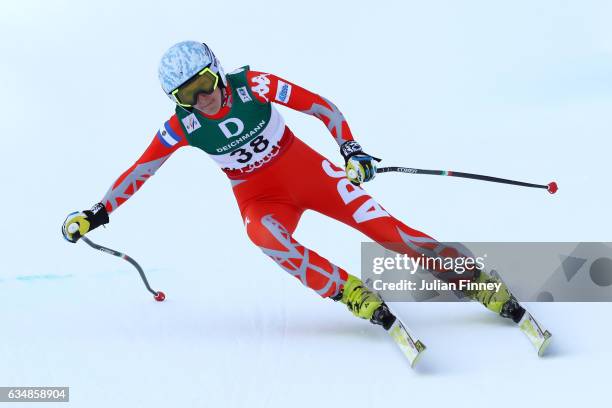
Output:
[158, 41, 227, 102]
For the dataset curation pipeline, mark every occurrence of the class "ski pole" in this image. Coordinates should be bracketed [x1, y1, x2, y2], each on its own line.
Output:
[376, 166, 558, 194]
[80, 236, 166, 301]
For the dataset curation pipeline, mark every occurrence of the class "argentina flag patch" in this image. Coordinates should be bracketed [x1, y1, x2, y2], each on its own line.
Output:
[157, 120, 182, 147]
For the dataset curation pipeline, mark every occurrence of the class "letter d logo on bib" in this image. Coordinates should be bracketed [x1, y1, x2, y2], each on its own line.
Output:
[219, 118, 244, 139]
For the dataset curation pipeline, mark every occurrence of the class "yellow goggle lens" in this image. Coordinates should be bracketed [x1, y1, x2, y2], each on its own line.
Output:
[172, 67, 219, 107]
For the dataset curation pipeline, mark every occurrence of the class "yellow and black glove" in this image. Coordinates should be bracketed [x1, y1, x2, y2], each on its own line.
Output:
[340, 141, 381, 185]
[61, 203, 109, 243]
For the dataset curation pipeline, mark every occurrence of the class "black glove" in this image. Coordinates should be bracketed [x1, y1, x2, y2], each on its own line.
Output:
[340, 141, 381, 185]
[61, 203, 109, 243]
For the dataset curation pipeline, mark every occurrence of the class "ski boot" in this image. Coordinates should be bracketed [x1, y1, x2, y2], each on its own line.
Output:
[463, 271, 552, 356]
[463, 270, 525, 322]
[333, 274, 427, 366]
[332, 275, 396, 329]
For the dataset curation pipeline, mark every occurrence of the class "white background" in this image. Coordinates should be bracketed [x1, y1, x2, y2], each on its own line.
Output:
[1, 1, 610, 407]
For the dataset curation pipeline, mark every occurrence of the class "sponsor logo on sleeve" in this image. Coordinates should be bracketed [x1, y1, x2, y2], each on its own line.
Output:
[181, 113, 201, 134]
[275, 81, 292, 103]
[251, 73, 271, 102]
[237, 86, 252, 103]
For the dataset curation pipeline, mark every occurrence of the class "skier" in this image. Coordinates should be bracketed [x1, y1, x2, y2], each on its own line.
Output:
[62, 41, 524, 333]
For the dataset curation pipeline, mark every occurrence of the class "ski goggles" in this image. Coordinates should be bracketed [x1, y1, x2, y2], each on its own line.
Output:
[171, 66, 219, 107]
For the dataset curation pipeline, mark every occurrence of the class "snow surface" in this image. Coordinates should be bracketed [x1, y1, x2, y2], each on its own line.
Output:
[1, 1, 611, 407]
[3, 273, 611, 407]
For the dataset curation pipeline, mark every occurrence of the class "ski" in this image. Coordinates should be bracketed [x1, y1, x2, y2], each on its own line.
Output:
[517, 311, 552, 357]
[489, 271, 553, 357]
[365, 278, 427, 368]
[387, 316, 426, 368]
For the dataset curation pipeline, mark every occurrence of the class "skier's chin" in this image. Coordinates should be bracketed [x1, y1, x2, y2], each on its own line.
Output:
[196, 96, 219, 114]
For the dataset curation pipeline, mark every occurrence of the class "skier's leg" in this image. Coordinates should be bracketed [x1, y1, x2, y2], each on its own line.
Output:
[295, 158, 476, 279]
[242, 201, 346, 299]
[294, 157, 523, 321]
[242, 201, 395, 328]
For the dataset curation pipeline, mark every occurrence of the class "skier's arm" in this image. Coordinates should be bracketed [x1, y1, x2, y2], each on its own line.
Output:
[101, 115, 187, 213]
[61, 115, 187, 243]
[247, 70, 379, 185]
[246, 70, 355, 146]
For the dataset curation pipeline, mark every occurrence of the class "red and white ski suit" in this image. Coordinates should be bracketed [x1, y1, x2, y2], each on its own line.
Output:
[100, 70, 470, 299]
